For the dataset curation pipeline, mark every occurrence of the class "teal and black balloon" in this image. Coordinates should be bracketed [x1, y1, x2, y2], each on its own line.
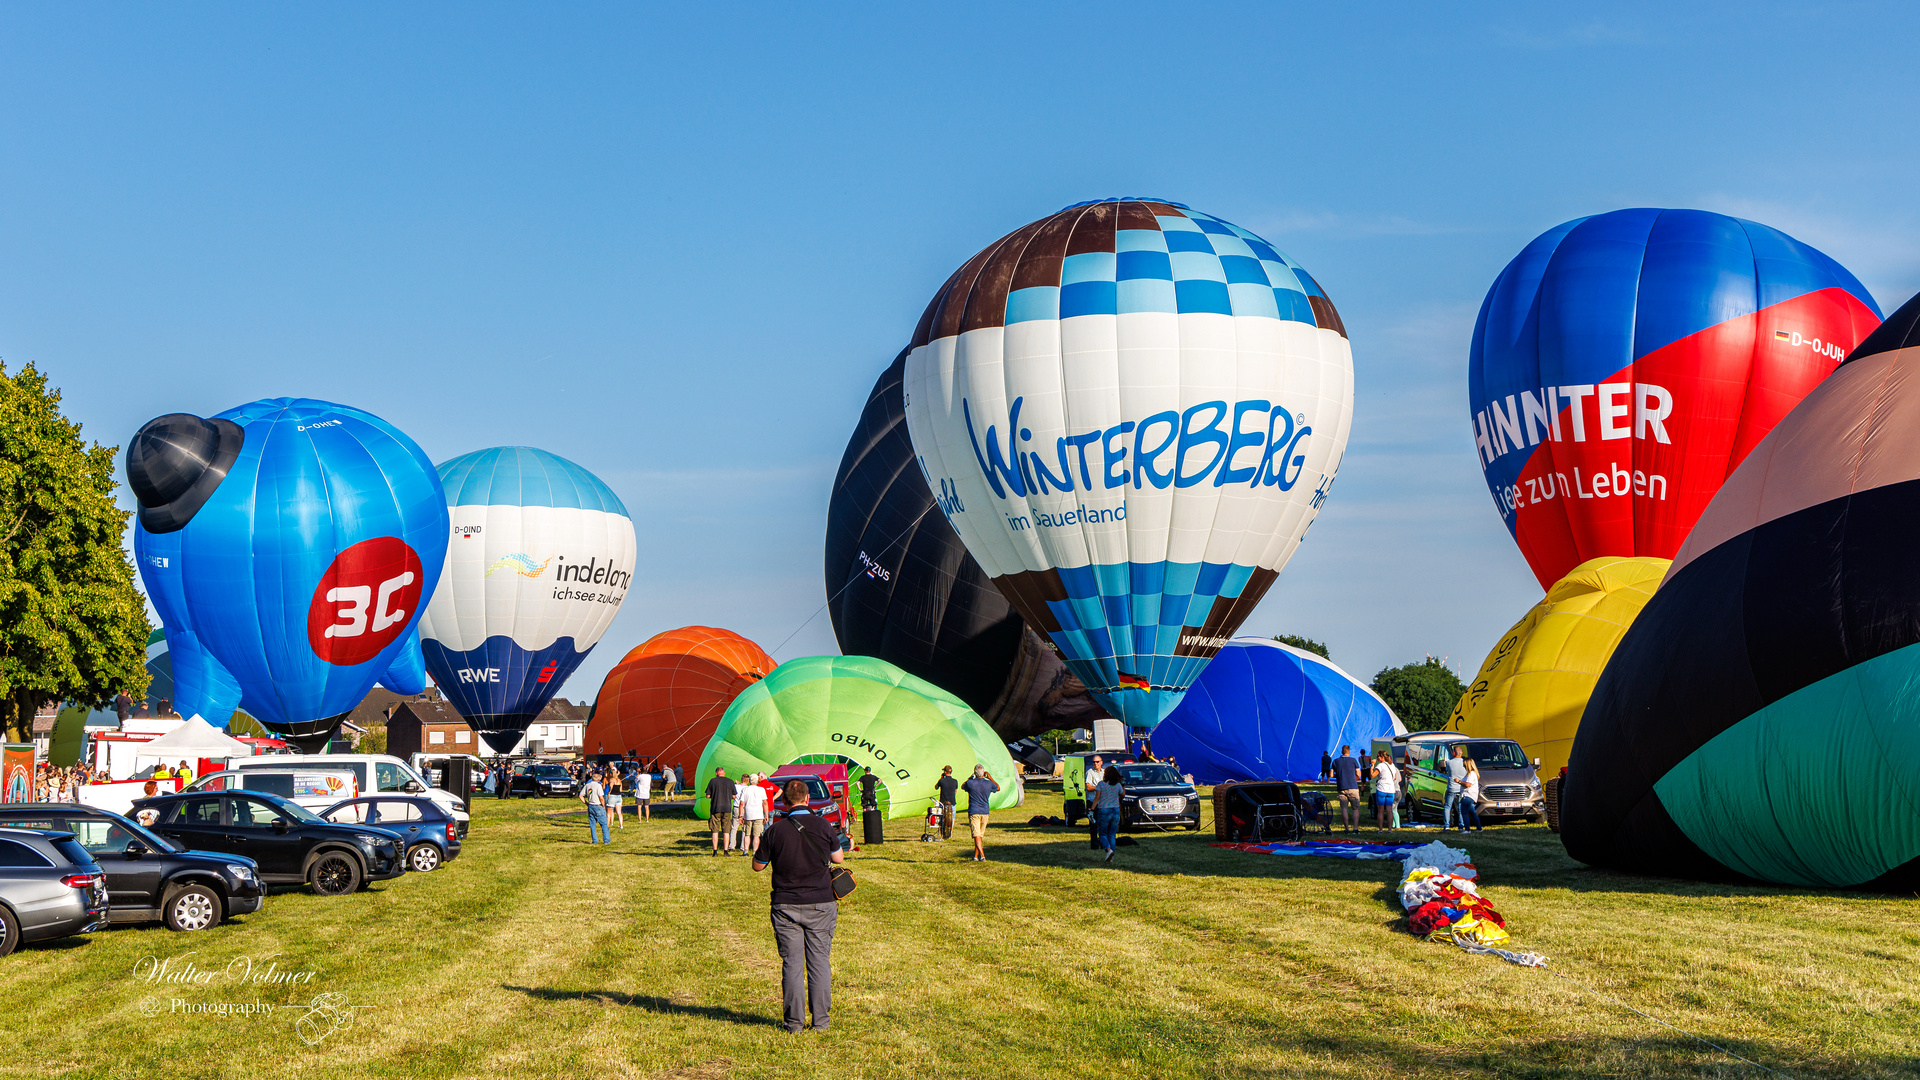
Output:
[1564, 291, 1920, 890]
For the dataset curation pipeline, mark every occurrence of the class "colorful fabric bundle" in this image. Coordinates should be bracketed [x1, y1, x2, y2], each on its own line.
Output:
[1396, 843, 1510, 947]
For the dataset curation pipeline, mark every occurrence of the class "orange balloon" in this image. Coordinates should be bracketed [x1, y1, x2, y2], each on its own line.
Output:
[583, 627, 774, 765]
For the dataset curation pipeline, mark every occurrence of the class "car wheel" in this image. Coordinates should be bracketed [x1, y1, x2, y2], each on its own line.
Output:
[407, 843, 442, 872]
[163, 884, 223, 932]
[307, 852, 363, 896]
[0, 904, 17, 957]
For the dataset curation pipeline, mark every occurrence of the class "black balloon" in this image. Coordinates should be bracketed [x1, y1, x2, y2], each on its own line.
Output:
[825, 351, 1104, 738]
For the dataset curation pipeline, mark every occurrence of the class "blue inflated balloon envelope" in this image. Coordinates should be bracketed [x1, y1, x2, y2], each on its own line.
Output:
[1150, 637, 1404, 784]
[417, 447, 637, 752]
[128, 399, 450, 748]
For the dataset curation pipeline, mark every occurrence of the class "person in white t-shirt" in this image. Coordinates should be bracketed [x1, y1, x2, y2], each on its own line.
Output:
[1370, 752, 1402, 831]
[738, 773, 771, 856]
[633, 764, 653, 819]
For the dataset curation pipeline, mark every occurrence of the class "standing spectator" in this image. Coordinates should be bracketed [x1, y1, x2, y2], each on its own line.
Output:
[961, 766, 1000, 862]
[1090, 766, 1124, 863]
[1444, 745, 1470, 830]
[633, 763, 653, 820]
[1083, 755, 1105, 793]
[752, 777, 843, 1033]
[1332, 746, 1361, 832]
[114, 692, 132, 723]
[1371, 752, 1401, 830]
[706, 768, 738, 856]
[857, 766, 879, 812]
[729, 779, 749, 853]
[580, 771, 610, 845]
[175, 760, 195, 784]
[1320, 749, 1333, 781]
[1457, 759, 1485, 832]
[738, 772, 770, 856]
[933, 766, 958, 842]
[605, 763, 624, 829]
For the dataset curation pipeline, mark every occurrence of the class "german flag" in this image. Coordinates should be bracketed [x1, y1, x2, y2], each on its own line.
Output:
[1116, 672, 1149, 692]
[1775, 329, 1793, 341]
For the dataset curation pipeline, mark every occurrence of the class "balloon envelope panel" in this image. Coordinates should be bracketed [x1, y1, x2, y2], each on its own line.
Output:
[418, 446, 636, 751]
[903, 199, 1355, 729]
[131, 398, 448, 740]
[1564, 293, 1920, 890]
[693, 655, 1018, 820]
[1151, 638, 1402, 784]
[582, 626, 773, 765]
[1445, 555, 1666, 778]
[1470, 208, 1881, 589]
[826, 349, 1028, 714]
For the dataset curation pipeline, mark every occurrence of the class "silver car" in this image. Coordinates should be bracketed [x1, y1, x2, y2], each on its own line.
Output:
[0, 826, 110, 956]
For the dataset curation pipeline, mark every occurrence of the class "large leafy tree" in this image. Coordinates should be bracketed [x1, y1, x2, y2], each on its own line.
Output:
[1370, 656, 1466, 731]
[0, 362, 151, 742]
[1272, 633, 1330, 660]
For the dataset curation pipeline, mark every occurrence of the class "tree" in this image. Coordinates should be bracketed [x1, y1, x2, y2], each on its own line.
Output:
[1370, 657, 1466, 731]
[0, 362, 151, 742]
[1272, 634, 1330, 660]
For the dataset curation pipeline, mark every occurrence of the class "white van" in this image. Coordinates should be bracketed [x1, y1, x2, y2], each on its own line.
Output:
[186, 769, 361, 813]
[233, 754, 469, 836]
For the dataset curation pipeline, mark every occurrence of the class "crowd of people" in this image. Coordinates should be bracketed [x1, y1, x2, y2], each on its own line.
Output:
[1319, 744, 1487, 834]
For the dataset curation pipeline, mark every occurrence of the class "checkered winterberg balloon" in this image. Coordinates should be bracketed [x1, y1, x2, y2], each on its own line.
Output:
[902, 198, 1354, 730]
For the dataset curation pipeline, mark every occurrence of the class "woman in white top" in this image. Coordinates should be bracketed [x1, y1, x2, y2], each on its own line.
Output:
[1370, 753, 1401, 830]
[1456, 759, 1484, 833]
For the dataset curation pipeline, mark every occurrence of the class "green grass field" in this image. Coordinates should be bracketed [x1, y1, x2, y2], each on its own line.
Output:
[4, 786, 1915, 1080]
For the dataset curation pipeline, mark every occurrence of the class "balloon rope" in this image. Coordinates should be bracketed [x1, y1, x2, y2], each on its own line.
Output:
[767, 501, 941, 661]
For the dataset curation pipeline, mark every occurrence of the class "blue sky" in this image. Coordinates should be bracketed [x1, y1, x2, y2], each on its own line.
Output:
[2, 3, 1915, 702]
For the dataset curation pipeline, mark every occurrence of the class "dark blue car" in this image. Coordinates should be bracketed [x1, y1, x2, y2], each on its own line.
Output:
[319, 797, 462, 872]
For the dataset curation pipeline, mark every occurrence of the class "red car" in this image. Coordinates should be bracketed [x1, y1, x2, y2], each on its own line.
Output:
[766, 764, 850, 833]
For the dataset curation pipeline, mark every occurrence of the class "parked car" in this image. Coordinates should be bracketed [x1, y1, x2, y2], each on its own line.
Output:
[1111, 762, 1202, 831]
[0, 826, 109, 956]
[319, 797, 461, 872]
[0, 804, 264, 932]
[186, 769, 360, 813]
[1390, 732, 1545, 824]
[132, 791, 406, 896]
[508, 762, 578, 798]
[232, 754, 469, 837]
[766, 770, 849, 840]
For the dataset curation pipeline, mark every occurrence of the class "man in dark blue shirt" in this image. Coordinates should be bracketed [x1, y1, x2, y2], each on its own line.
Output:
[960, 766, 1000, 862]
[1332, 745, 1362, 833]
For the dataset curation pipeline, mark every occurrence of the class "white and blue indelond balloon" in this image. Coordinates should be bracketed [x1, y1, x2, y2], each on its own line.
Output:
[417, 447, 637, 751]
[904, 199, 1354, 730]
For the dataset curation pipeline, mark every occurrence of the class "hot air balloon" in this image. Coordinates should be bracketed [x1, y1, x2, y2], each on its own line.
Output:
[1152, 638, 1403, 785]
[1445, 556, 1666, 778]
[903, 198, 1354, 729]
[128, 399, 449, 749]
[418, 447, 637, 753]
[693, 655, 1018, 820]
[826, 349, 1104, 739]
[1471, 208, 1882, 590]
[581, 626, 773, 765]
[1564, 292, 1920, 890]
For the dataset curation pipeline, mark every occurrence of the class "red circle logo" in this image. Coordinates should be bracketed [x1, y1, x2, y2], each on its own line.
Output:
[306, 537, 426, 667]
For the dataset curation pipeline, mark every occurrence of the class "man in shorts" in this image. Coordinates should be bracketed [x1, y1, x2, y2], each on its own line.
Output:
[961, 765, 1000, 862]
[633, 763, 652, 819]
[1332, 745, 1362, 832]
[706, 767, 738, 856]
[933, 765, 958, 841]
[738, 772, 770, 856]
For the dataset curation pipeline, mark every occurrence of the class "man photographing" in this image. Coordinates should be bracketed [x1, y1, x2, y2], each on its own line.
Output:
[753, 777, 844, 1033]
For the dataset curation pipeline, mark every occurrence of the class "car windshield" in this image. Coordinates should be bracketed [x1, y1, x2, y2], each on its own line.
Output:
[774, 777, 831, 801]
[532, 765, 569, 777]
[1115, 764, 1182, 785]
[1465, 742, 1529, 770]
[257, 794, 324, 824]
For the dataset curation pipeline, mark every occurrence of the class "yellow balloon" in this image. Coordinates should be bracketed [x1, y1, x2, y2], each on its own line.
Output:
[1446, 555, 1669, 777]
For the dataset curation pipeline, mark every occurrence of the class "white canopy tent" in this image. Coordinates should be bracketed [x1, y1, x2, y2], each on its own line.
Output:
[129, 715, 253, 762]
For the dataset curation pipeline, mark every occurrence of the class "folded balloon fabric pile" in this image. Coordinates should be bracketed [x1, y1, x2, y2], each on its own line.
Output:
[1397, 841, 1509, 947]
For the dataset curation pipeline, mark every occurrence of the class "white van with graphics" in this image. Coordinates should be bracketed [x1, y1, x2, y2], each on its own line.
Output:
[234, 754, 469, 836]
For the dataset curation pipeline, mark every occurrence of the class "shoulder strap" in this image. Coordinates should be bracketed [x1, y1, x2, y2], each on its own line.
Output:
[788, 815, 834, 869]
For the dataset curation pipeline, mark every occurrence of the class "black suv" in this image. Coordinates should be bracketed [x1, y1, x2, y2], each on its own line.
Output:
[0, 804, 264, 932]
[509, 763, 578, 798]
[132, 791, 406, 896]
[1113, 763, 1203, 831]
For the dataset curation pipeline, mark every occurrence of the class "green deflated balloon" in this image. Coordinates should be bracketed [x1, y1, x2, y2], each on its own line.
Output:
[693, 655, 1018, 820]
